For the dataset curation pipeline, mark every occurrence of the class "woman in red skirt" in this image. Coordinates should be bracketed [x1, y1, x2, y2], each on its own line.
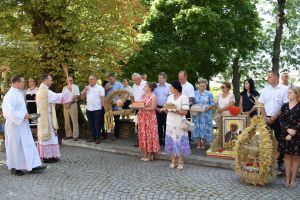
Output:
[138, 82, 160, 161]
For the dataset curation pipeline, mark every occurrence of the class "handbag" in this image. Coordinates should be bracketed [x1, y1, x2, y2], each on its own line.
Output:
[180, 118, 195, 131]
[179, 96, 195, 131]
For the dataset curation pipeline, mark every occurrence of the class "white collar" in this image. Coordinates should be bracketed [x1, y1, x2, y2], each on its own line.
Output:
[181, 81, 189, 86]
[41, 83, 49, 89]
[11, 87, 22, 92]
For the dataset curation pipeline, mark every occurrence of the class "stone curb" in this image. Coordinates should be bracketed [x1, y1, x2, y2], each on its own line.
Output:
[62, 139, 234, 170]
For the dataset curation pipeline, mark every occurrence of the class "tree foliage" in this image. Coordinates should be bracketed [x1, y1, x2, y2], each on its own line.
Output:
[124, 0, 261, 84]
[0, 0, 147, 89]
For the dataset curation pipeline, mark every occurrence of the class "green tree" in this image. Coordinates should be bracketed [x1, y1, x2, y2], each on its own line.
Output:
[0, 0, 147, 138]
[125, 0, 260, 104]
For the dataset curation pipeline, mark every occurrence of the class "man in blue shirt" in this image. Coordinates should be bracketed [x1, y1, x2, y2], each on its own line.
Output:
[105, 73, 124, 140]
[154, 72, 170, 146]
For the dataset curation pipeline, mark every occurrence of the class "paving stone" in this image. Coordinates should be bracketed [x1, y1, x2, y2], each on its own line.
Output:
[0, 146, 300, 199]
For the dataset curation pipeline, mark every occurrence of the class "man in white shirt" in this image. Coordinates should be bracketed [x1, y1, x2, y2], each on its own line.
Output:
[258, 71, 288, 172]
[178, 70, 195, 104]
[131, 73, 146, 102]
[178, 70, 195, 140]
[131, 73, 146, 147]
[81, 75, 105, 144]
[281, 72, 293, 88]
[63, 76, 80, 141]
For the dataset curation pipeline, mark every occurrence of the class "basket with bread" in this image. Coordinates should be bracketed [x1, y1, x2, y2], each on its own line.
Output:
[129, 101, 145, 109]
[162, 102, 177, 112]
[190, 105, 205, 112]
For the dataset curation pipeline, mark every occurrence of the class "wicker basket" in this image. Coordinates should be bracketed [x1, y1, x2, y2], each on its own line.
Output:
[119, 119, 135, 139]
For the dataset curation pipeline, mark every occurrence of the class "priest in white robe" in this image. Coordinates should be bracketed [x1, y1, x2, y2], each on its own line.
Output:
[36, 74, 72, 163]
[3, 75, 46, 176]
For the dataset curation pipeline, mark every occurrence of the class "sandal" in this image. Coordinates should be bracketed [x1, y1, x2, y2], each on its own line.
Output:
[284, 181, 290, 188]
[290, 181, 297, 189]
[177, 161, 184, 170]
[169, 160, 177, 168]
[140, 153, 147, 161]
[143, 154, 153, 162]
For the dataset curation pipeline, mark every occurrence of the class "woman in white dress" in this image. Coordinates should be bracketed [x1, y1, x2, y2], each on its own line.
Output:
[165, 80, 191, 170]
[216, 81, 235, 126]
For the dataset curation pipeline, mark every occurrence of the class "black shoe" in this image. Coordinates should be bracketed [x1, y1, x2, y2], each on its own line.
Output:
[51, 158, 59, 163]
[64, 137, 72, 140]
[11, 168, 25, 176]
[43, 158, 53, 163]
[73, 138, 78, 141]
[87, 139, 96, 142]
[278, 164, 285, 173]
[30, 165, 47, 173]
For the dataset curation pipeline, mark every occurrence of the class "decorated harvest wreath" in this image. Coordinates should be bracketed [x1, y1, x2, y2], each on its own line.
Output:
[103, 89, 133, 133]
[103, 89, 131, 111]
[234, 115, 278, 186]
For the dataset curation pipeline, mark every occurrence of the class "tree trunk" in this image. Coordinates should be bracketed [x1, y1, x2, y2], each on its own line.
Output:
[232, 55, 241, 106]
[26, 3, 89, 141]
[272, 0, 286, 73]
[77, 101, 90, 140]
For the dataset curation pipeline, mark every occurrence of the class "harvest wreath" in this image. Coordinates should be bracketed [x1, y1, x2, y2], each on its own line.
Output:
[104, 109, 133, 133]
[103, 89, 131, 112]
[103, 90, 132, 133]
[234, 115, 278, 186]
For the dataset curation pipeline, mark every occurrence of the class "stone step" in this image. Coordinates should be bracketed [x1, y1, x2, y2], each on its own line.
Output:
[62, 139, 234, 170]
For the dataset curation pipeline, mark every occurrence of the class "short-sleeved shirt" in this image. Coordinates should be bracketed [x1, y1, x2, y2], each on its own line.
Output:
[132, 80, 147, 102]
[166, 94, 189, 127]
[62, 84, 80, 97]
[240, 90, 259, 116]
[182, 81, 195, 105]
[106, 81, 124, 110]
[106, 81, 124, 96]
[154, 82, 170, 106]
[258, 84, 288, 116]
[86, 84, 105, 111]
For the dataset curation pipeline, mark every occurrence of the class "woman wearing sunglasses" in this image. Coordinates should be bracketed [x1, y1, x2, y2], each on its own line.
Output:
[216, 81, 235, 126]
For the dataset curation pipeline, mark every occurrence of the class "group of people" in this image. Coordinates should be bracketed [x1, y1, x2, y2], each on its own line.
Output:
[3, 74, 72, 175]
[2, 70, 300, 188]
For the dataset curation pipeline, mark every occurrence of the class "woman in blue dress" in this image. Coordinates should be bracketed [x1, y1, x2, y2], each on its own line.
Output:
[191, 79, 215, 149]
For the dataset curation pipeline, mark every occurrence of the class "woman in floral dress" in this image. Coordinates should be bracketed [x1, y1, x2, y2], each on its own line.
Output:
[165, 80, 191, 170]
[279, 86, 300, 188]
[191, 78, 214, 149]
[138, 82, 160, 161]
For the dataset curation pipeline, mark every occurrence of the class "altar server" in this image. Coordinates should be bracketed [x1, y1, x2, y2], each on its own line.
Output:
[3, 75, 46, 175]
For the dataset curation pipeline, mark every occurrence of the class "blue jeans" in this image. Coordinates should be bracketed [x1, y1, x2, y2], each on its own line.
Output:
[86, 109, 102, 140]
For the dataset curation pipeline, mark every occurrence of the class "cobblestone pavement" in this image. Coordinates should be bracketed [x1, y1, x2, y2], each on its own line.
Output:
[0, 146, 299, 200]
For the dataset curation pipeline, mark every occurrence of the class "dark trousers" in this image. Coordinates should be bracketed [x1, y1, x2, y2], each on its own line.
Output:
[156, 106, 167, 145]
[101, 107, 107, 138]
[186, 110, 191, 140]
[114, 115, 120, 137]
[268, 117, 284, 166]
[122, 100, 131, 109]
[86, 109, 102, 140]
